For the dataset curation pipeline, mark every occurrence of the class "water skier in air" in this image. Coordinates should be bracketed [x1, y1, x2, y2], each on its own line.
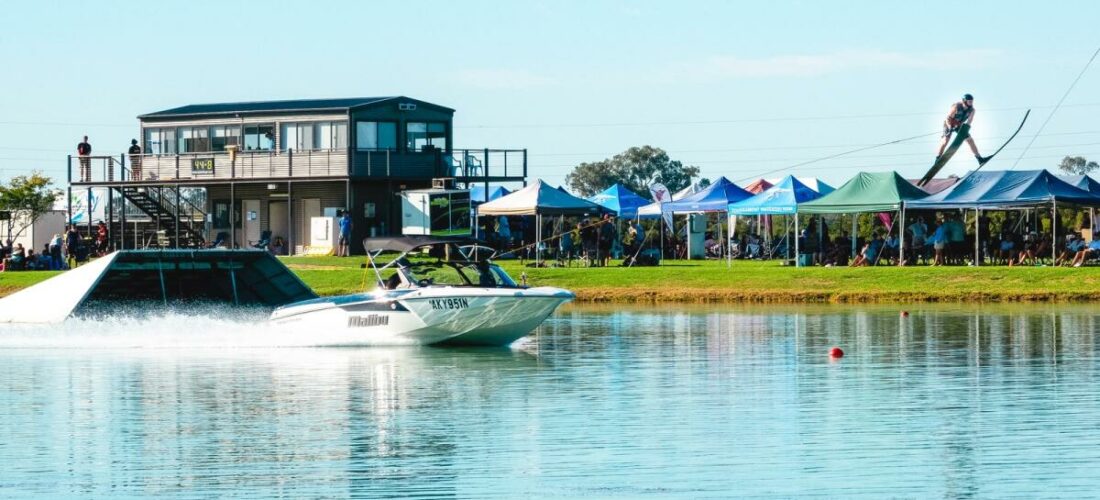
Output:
[936, 93, 989, 165]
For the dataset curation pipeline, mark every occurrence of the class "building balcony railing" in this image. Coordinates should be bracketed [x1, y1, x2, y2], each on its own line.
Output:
[69, 147, 527, 185]
[69, 149, 348, 184]
[447, 148, 528, 181]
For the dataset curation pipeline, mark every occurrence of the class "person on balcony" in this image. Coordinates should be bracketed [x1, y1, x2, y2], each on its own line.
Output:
[76, 136, 92, 182]
[128, 139, 142, 181]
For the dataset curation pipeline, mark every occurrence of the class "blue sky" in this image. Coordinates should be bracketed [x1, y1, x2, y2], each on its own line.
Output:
[1, 0, 1098, 188]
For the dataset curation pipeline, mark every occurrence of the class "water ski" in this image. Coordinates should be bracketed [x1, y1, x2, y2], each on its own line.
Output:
[917, 124, 970, 187]
[973, 109, 1030, 172]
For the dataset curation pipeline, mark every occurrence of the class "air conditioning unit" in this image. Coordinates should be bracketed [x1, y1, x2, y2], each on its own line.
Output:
[432, 178, 455, 189]
[398, 102, 417, 111]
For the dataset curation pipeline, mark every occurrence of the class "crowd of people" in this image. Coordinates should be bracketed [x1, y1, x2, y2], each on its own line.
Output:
[478, 213, 653, 266]
[0, 224, 96, 272]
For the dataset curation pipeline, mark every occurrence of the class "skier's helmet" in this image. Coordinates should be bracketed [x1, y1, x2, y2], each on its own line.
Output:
[963, 93, 974, 101]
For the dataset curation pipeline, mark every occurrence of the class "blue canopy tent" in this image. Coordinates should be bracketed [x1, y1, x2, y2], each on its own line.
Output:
[661, 177, 753, 213]
[1059, 174, 1100, 196]
[661, 177, 753, 263]
[907, 170, 1100, 264]
[728, 175, 825, 215]
[727, 175, 828, 264]
[588, 183, 650, 218]
[469, 185, 511, 204]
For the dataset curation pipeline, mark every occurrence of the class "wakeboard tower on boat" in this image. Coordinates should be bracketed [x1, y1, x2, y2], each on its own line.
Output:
[269, 236, 574, 346]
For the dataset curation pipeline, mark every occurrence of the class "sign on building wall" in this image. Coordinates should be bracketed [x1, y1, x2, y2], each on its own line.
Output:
[192, 158, 215, 174]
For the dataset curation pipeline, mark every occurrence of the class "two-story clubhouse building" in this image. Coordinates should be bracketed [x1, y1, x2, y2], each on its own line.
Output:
[68, 96, 527, 253]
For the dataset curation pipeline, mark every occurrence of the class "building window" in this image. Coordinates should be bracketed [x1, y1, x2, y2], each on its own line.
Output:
[143, 128, 177, 155]
[356, 121, 397, 151]
[244, 124, 275, 151]
[279, 121, 346, 151]
[280, 122, 313, 152]
[211, 125, 241, 152]
[178, 126, 210, 153]
[406, 122, 447, 152]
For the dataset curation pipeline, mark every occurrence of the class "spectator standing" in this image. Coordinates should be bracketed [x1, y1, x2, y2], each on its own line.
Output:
[49, 233, 64, 270]
[77, 136, 92, 182]
[128, 139, 142, 181]
[580, 219, 597, 266]
[65, 225, 80, 268]
[598, 214, 615, 266]
[337, 211, 352, 257]
[95, 220, 108, 255]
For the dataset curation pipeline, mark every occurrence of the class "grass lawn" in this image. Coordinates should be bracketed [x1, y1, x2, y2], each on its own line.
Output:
[278, 256, 1100, 303]
[4, 256, 1100, 303]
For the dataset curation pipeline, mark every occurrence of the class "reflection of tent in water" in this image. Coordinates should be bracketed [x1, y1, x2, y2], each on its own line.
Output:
[0, 250, 316, 323]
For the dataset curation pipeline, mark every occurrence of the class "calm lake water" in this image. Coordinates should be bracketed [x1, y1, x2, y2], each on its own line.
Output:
[2, 304, 1100, 498]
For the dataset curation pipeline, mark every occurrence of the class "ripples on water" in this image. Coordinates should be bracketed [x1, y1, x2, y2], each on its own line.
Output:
[1, 304, 1099, 497]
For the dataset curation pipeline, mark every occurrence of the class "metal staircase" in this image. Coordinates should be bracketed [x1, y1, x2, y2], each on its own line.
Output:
[117, 186, 206, 247]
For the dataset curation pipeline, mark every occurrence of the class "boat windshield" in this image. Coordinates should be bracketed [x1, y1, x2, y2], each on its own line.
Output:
[370, 242, 518, 289]
[405, 256, 517, 288]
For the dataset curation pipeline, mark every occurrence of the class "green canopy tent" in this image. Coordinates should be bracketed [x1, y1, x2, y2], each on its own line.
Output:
[799, 172, 929, 264]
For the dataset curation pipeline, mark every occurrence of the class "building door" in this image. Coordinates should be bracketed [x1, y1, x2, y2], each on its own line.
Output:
[241, 199, 261, 248]
[268, 200, 288, 254]
[299, 198, 321, 247]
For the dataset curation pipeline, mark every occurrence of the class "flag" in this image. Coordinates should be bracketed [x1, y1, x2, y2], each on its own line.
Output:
[649, 183, 674, 230]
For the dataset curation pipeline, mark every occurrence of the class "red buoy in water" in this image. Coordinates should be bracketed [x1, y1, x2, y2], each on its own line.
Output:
[900, 310, 910, 317]
[829, 347, 844, 358]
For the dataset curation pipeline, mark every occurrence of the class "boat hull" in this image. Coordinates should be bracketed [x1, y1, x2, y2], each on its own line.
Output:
[270, 287, 573, 346]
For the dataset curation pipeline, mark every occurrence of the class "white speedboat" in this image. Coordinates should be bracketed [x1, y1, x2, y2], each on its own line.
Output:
[270, 236, 574, 346]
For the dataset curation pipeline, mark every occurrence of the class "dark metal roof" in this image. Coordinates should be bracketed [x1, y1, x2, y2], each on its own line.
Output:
[139, 96, 454, 119]
[363, 236, 482, 254]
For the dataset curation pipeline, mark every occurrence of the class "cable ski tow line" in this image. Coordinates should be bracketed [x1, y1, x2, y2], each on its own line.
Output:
[499, 217, 613, 260]
[1011, 45, 1100, 170]
[735, 131, 940, 184]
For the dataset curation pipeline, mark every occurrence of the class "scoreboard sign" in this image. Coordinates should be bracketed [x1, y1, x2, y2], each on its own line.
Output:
[192, 158, 215, 174]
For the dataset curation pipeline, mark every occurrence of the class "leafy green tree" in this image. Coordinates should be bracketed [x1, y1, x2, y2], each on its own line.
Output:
[565, 146, 705, 198]
[0, 172, 62, 243]
[1058, 156, 1099, 175]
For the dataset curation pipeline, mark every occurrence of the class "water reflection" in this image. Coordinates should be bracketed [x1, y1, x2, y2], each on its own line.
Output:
[1, 305, 1099, 497]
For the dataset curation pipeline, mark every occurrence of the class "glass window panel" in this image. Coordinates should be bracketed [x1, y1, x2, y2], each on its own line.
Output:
[163, 129, 176, 154]
[427, 122, 447, 151]
[299, 123, 314, 151]
[407, 122, 427, 152]
[334, 122, 347, 149]
[178, 128, 192, 153]
[258, 124, 275, 150]
[280, 123, 297, 151]
[144, 128, 160, 155]
[356, 121, 378, 150]
[378, 122, 397, 150]
[194, 127, 209, 152]
[314, 122, 330, 150]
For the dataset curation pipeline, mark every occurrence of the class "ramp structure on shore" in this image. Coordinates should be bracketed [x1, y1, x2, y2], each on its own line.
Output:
[0, 250, 317, 323]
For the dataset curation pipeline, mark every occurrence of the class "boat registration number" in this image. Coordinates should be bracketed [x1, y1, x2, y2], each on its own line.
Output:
[429, 298, 469, 310]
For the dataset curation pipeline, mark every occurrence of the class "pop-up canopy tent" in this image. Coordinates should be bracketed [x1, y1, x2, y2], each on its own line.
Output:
[799, 171, 930, 265]
[800, 172, 929, 214]
[588, 183, 650, 218]
[658, 177, 753, 264]
[907, 176, 960, 195]
[636, 182, 707, 218]
[476, 180, 607, 264]
[727, 175, 830, 265]
[907, 170, 1100, 209]
[477, 180, 607, 216]
[766, 177, 835, 195]
[907, 170, 1100, 264]
[1059, 174, 1100, 196]
[743, 178, 773, 194]
[661, 177, 753, 213]
[469, 185, 511, 204]
[728, 175, 826, 215]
